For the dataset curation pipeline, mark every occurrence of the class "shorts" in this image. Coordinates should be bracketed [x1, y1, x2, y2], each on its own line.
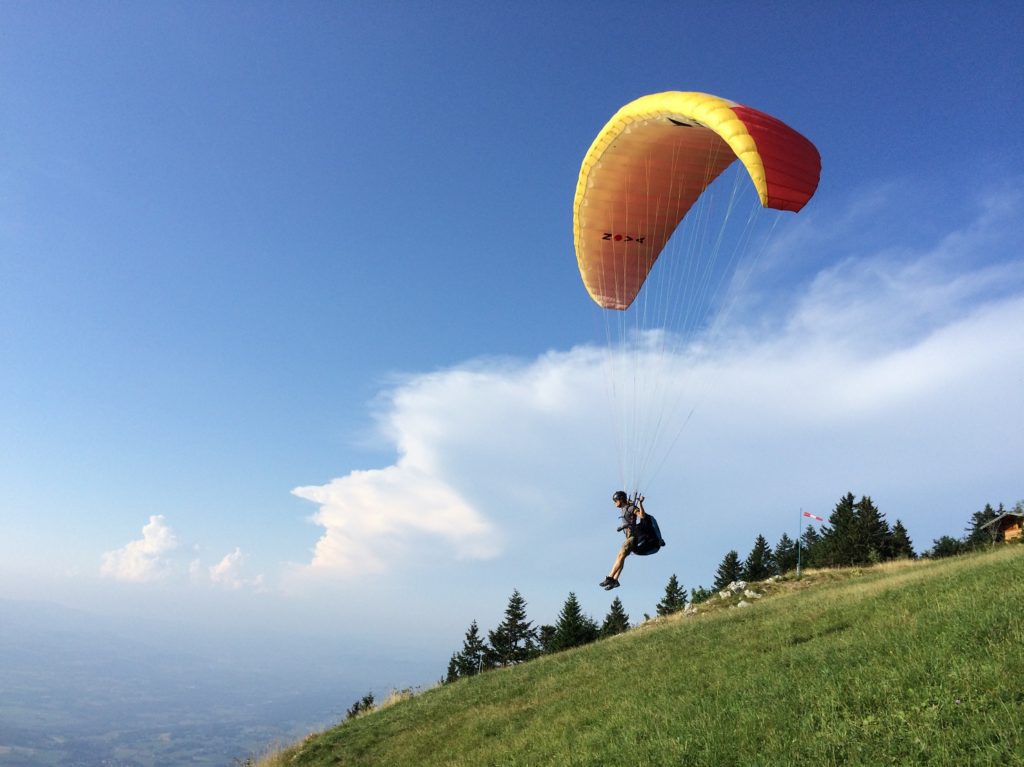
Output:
[619, 535, 634, 558]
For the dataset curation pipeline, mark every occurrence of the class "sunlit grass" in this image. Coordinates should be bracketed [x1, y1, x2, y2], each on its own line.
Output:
[262, 547, 1024, 766]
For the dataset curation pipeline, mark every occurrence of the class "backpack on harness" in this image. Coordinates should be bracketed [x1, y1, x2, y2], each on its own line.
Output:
[631, 514, 665, 556]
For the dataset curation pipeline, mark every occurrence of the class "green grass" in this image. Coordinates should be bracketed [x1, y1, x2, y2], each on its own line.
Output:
[264, 547, 1024, 766]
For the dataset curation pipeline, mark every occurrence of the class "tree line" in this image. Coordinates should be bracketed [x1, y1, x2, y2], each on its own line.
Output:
[443, 577, 694, 684]
[445, 589, 628, 682]
[696, 494, 1022, 600]
[695, 491, 917, 600]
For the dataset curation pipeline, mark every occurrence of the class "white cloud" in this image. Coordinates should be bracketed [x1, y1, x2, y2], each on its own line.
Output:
[293, 465, 502, 578]
[100, 520, 263, 591]
[292, 183, 1024, 585]
[208, 548, 264, 591]
[100, 515, 178, 582]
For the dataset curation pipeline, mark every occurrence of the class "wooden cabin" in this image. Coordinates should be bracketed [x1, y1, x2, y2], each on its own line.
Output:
[980, 512, 1024, 543]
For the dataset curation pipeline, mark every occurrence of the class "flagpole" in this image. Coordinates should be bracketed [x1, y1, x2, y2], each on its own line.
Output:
[797, 507, 803, 580]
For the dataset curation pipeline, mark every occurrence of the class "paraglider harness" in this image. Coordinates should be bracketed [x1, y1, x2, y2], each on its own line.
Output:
[621, 495, 665, 556]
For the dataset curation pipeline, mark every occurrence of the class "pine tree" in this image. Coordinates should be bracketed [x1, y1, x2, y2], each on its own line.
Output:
[485, 589, 538, 668]
[889, 519, 915, 559]
[453, 620, 487, 677]
[656, 574, 687, 616]
[444, 654, 459, 684]
[549, 592, 599, 652]
[537, 625, 557, 654]
[930, 535, 965, 558]
[600, 597, 630, 637]
[713, 550, 742, 590]
[820, 492, 859, 566]
[854, 495, 891, 564]
[774, 533, 798, 575]
[799, 525, 822, 567]
[742, 534, 775, 581]
[965, 503, 1002, 548]
[689, 585, 713, 604]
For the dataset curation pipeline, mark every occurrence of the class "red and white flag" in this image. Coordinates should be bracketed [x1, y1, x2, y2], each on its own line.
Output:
[803, 511, 825, 522]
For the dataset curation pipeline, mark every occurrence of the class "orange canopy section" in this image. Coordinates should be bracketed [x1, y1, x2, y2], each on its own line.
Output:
[573, 92, 821, 310]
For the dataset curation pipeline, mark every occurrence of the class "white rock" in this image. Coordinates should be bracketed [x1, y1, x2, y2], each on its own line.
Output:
[743, 589, 761, 599]
[737, 600, 751, 608]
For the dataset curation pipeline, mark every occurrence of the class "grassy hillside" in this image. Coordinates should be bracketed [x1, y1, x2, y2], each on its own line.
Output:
[260, 547, 1023, 766]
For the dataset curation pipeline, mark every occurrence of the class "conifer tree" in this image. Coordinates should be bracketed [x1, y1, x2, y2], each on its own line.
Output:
[444, 654, 459, 684]
[742, 534, 775, 581]
[930, 535, 965, 558]
[889, 519, 915, 559]
[689, 585, 713, 604]
[600, 597, 630, 637]
[537, 624, 557, 654]
[964, 503, 1002, 548]
[799, 525, 822, 567]
[656, 574, 687, 616]
[549, 592, 599, 652]
[485, 589, 538, 668]
[820, 492, 859, 566]
[854, 495, 891, 564]
[713, 550, 742, 590]
[774, 532, 798, 575]
[453, 620, 487, 678]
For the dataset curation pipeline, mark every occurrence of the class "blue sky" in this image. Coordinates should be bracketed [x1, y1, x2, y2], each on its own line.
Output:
[2, 2, 1023, 690]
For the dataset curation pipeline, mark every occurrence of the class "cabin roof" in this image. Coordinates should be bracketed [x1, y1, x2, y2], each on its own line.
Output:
[979, 511, 1024, 530]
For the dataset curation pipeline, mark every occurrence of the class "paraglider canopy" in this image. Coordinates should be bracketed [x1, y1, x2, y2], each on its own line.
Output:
[573, 91, 821, 310]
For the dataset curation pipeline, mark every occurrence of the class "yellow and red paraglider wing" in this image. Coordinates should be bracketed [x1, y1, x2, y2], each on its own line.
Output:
[573, 92, 821, 310]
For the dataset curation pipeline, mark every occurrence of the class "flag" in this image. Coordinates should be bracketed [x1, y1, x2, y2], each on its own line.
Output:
[803, 511, 825, 522]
